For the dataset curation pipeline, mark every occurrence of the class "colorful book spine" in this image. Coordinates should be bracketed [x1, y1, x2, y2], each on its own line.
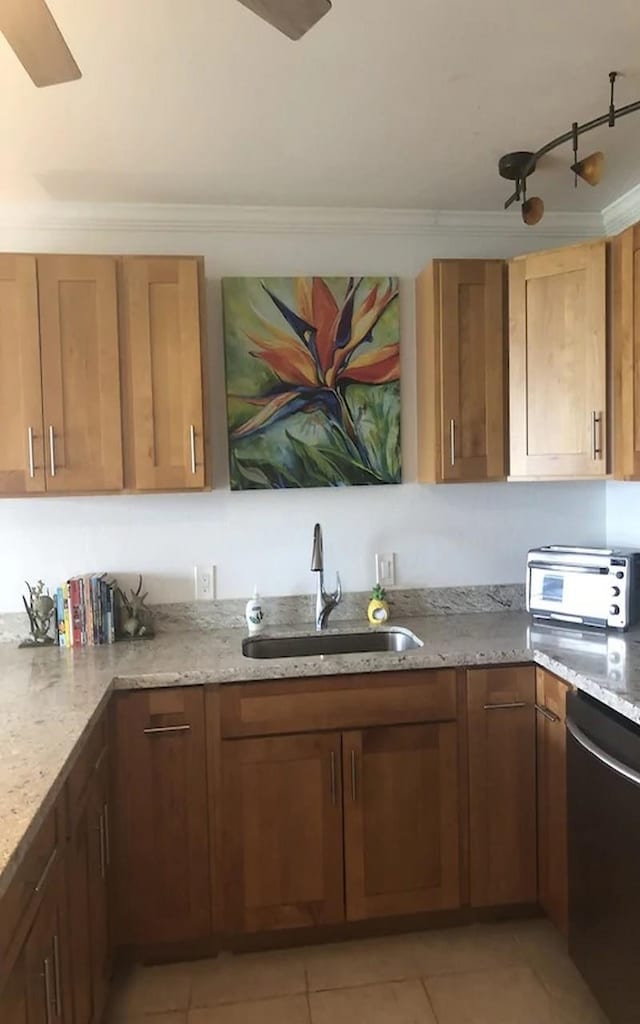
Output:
[64, 582, 73, 647]
[70, 578, 83, 647]
[56, 587, 66, 648]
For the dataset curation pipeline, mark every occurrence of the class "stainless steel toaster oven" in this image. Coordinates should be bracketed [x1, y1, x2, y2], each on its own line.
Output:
[526, 546, 640, 630]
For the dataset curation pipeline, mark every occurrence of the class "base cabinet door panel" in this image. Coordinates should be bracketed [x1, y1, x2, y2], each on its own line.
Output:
[24, 857, 71, 1024]
[222, 732, 344, 933]
[343, 722, 460, 920]
[67, 802, 94, 1024]
[113, 687, 211, 947]
[467, 666, 537, 906]
[88, 753, 110, 1020]
[0, 254, 45, 495]
[0, 954, 28, 1024]
[536, 668, 569, 937]
[509, 241, 607, 478]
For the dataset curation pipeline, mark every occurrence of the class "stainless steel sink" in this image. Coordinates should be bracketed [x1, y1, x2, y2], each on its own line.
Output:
[242, 627, 423, 660]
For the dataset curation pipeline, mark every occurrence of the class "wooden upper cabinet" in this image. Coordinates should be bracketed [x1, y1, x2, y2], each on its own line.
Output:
[613, 222, 640, 479]
[536, 668, 570, 938]
[113, 687, 211, 947]
[38, 255, 123, 492]
[417, 259, 506, 483]
[119, 257, 207, 491]
[222, 731, 345, 934]
[0, 254, 45, 495]
[509, 241, 607, 478]
[343, 722, 460, 921]
[467, 666, 537, 907]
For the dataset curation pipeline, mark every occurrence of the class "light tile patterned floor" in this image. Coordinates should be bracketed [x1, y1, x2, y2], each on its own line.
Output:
[106, 919, 609, 1024]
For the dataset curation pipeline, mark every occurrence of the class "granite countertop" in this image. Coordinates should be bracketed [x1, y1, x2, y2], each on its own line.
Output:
[2, 609, 640, 903]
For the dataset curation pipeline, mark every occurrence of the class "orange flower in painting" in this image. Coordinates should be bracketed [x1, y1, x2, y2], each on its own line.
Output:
[231, 276, 399, 442]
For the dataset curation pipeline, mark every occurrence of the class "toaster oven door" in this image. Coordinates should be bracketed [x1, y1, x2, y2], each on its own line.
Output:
[528, 562, 609, 626]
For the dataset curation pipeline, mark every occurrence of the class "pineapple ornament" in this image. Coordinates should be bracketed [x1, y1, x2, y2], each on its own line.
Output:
[367, 583, 390, 626]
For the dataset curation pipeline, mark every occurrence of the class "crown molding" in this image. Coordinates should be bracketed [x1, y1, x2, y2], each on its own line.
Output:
[602, 183, 640, 236]
[0, 200, 605, 240]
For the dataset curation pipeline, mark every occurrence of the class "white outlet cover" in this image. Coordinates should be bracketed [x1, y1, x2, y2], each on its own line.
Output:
[194, 565, 216, 601]
[375, 552, 395, 587]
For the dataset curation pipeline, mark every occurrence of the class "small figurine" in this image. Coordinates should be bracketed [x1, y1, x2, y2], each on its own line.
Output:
[20, 580, 56, 647]
[116, 575, 154, 639]
[367, 583, 391, 626]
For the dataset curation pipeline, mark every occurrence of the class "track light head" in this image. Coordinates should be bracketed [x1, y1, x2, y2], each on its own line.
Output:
[521, 195, 545, 226]
[570, 151, 604, 186]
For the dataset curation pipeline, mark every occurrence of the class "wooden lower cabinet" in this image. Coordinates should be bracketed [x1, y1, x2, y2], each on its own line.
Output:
[222, 732, 345, 933]
[536, 668, 570, 937]
[113, 687, 211, 947]
[343, 723, 460, 920]
[0, 952, 28, 1024]
[467, 666, 537, 906]
[23, 855, 71, 1024]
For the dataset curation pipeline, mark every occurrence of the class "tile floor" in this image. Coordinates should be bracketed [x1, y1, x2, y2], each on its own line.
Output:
[107, 919, 609, 1023]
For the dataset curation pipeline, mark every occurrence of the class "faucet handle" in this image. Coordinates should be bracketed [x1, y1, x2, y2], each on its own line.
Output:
[331, 571, 342, 604]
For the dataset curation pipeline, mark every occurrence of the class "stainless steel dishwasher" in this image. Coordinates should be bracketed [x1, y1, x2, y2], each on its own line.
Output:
[567, 690, 640, 1024]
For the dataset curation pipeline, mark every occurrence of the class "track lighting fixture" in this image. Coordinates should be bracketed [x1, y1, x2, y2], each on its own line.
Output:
[498, 72, 640, 225]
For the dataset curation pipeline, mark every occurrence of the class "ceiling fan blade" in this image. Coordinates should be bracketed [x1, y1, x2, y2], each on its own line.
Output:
[236, 0, 332, 40]
[0, 0, 81, 86]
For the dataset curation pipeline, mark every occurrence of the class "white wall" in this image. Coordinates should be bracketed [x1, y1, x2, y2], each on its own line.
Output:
[0, 205, 608, 611]
[606, 482, 640, 549]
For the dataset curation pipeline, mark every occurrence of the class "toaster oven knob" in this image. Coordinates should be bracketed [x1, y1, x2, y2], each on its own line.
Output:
[616, 571, 625, 578]
[610, 604, 620, 616]
[611, 586, 621, 597]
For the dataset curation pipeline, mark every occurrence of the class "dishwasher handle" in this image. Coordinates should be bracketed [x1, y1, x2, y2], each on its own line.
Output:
[567, 718, 640, 789]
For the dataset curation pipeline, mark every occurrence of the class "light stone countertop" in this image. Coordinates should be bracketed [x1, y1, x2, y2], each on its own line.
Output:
[2, 610, 640, 903]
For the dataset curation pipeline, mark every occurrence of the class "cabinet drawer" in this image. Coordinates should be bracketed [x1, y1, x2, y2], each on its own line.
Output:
[66, 713, 107, 828]
[221, 670, 457, 738]
[0, 801, 61, 973]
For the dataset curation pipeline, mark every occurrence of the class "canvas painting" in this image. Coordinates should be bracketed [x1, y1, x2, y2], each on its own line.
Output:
[222, 276, 401, 490]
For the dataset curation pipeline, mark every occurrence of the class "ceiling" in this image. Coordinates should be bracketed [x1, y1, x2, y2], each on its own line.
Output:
[2, 0, 640, 212]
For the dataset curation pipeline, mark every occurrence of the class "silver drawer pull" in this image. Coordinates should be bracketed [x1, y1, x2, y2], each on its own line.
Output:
[103, 802, 111, 867]
[28, 426, 35, 478]
[43, 957, 53, 1024]
[591, 410, 602, 459]
[535, 702, 560, 723]
[48, 425, 56, 477]
[189, 424, 197, 474]
[449, 418, 456, 467]
[34, 847, 58, 894]
[483, 701, 529, 711]
[98, 812, 106, 880]
[143, 724, 191, 735]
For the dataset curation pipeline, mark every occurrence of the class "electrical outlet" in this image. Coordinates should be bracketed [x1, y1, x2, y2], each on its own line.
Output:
[194, 565, 216, 601]
[375, 552, 395, 587]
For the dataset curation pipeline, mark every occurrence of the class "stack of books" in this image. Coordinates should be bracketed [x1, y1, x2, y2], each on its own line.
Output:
[56, 575, 117, 648]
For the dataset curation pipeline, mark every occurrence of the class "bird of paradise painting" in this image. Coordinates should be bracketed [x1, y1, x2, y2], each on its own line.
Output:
[222, 276, 401, 490]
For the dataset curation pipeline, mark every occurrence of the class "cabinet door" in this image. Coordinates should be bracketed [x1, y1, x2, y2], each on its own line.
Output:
[0, 953, 28, 1024]
[113, 687, 211, 946]
[88, 752, 110, 1021]
[416, 260, 506, 483]
[0, 254, 45, 494]
[24, 857, 71, 1024]
[467, 666, 537, 906]
[613, 223, 640, 479]
[536, 668, 569, 937]
[38, 255, 123, 492]
[120, 257, 206, 491]
[222, 732, 344, 933]
[343, 723, 460, 920]
[67, 801, 94, 1024]
[509, 241, 607, 478]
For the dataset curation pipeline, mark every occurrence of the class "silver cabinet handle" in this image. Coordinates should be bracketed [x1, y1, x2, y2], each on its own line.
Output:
[189, 424, 197, 474]
[350, 750, 358, 802]
[52, 934, 62, 1018]
[535, 702, 560, 723]
[143, 724, 191, 735]
[483, 701, 529, 711]
[330, 751, 336, 805]
[28, 426, 35, 478]
[34, 847, 58, 894]
[591, 410, 602, 459]
[98, 812, 106, 880]
[449, 418, 456, 467]
[48, 425, 56, 477]
[43, 957, 54, 1024]
[103, 802, 110, 867]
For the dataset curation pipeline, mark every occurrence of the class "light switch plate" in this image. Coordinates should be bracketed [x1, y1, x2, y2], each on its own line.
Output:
[194, 565, 216, 601]
[375, 552, 395, 587]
